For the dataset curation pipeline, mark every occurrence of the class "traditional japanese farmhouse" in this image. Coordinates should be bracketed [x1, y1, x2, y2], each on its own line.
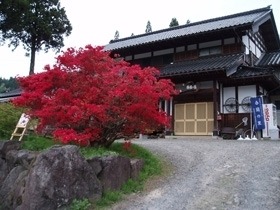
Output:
[104, 6, 280, 137]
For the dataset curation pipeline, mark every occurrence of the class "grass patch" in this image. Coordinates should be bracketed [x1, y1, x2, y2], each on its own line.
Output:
[94, 191, 123, 208]
[70, 198, 91, 210]
[91, 142, 163, 209]
[21, 135, 60, 151]
[79, 146, 118, 158]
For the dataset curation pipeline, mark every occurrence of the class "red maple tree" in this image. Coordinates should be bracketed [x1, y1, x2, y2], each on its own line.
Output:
[14, 45, 177, 147]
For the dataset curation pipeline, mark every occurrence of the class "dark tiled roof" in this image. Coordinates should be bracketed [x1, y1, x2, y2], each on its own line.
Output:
[255, 51, 280, 67]
[105, 7, 271, 51]
[230, 66, 274, 78]
[160, 54, 244, 77]
[0, 88, 22, 98]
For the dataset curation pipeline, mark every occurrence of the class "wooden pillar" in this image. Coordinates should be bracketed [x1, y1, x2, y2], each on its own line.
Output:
[164, 100, 168, 114]
[164, 98, 174, 135]
[235, 86, 239, 113]
[170, 97, 173, 116]
[213, 80, 218, 130]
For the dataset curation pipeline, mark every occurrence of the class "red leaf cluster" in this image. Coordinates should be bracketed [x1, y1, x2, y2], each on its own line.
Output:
[14, 45, 177, 147]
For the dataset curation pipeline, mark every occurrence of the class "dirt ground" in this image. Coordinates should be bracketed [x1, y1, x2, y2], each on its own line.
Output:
[110, 138, 280, 210]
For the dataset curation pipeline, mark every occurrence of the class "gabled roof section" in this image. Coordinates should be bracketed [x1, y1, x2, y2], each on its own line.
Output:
[255, 51, 280, 67]
[160, 54, 244, 77]
[105, 6, 274, 51]
[224, 66, 280, 90]
[230, 66, 274, 78]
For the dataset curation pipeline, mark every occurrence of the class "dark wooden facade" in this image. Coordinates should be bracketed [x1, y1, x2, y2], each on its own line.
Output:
[105, 7, 280, 137]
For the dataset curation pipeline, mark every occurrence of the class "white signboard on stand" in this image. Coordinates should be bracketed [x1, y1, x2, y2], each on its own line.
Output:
[17, 113, 30, 127]
[10, 113, 30, 141]
[262, 104, 279, 139]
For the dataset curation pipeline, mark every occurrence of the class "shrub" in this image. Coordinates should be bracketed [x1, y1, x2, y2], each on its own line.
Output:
[70, 198, 91, 210]
[0, 102, 25, 139]
[14, 45, 177, 147]
[21, 135, 60, 151]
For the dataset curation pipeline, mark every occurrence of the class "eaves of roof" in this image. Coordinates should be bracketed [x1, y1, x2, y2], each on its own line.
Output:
[160, 53, 244, 77]
[0, 97, 17, 103]
[230, 66, 274, 78]
[255, 51, 280, 67]
[0, 88, 22, 98]
[105, 6, 272, 51]
[228, 65, 280, 90]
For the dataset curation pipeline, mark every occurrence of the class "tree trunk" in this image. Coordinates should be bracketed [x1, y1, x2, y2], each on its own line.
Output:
[29, 40, 36, 75]
[89, 136, 117, 148]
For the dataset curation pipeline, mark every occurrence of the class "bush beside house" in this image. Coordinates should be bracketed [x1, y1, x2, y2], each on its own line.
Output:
[0, 103, 24, 139]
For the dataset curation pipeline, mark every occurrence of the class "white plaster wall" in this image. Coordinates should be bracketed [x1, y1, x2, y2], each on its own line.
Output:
[222, 87, 235, 114]
[242, 35, 249, 54]
[221, 85, 257, 114]
[238, 85, 256, 113]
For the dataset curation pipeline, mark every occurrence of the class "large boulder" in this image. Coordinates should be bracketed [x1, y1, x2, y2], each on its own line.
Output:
[130, 158, 144, 180]
[0, 141, 145, 210]
[0, 165, 28, 209]
[6, 149, 37, 170]
[0, 140, 21, 159]
[0, 141, 23, 189]
[16, 145, 102, 210]
[0, 149, 38, 209]
[0, 158, 8, 186]
[87, 157, 103, 175]
[98, 155, 131, 191]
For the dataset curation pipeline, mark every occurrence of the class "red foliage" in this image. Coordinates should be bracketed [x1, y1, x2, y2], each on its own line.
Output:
[14, 45, 177, 147]
[122, 140, 136, 156]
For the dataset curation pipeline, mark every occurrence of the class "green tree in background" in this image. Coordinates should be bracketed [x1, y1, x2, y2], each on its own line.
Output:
[186, 19, 191, 24]
[169, 18, 179, 27]
[0, 77, 19, 93]
[0, 84, 6, 93]
[145, 20, 152, 33]
[0, 0, 72, 75]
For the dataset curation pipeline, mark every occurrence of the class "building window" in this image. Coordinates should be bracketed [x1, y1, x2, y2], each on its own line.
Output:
[224, 37, 235, 45]
[176, 46, 185, 52]
[141, 57, 151, 67]
[125, 55, 132, 61]
[199, 46, 221, 57]
[187, 44, 197, 51]
[134, 52, 152, 59]
[154, 48, 174, 56]
[199, 40, 222, 49]
[274, 101, 280, 110]
[162, 54, 173, 64]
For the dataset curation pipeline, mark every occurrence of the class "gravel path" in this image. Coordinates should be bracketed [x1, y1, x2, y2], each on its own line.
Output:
[110, 137, 280, 210]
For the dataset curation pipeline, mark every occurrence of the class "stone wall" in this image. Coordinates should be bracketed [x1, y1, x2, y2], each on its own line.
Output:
[0, 140, 144, 210]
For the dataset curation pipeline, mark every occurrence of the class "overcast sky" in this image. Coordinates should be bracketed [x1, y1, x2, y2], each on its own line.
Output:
[1, 0, 280, 79]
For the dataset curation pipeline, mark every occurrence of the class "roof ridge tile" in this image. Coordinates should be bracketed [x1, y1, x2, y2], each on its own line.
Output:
[108, 6, 271, 45]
